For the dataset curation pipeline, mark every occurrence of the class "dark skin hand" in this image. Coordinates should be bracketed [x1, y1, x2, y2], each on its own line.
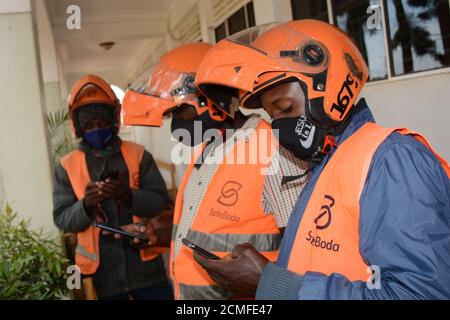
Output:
[192, 227, 284, 296]
[193, 243, 270, 297]
[84, 117, 173, 247]
[83, 118, 131, 206]
[83, 181, 106, 209]
[83, 178, 131, 211]
[82, 116, 132, 206]
[192, 81, 305, 294]
[108, 219, 158, 248]
[98, 178, 132, 200]
[102, 211, 173, 248]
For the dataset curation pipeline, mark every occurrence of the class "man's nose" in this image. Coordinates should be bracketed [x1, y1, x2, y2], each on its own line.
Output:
[271, 98, 293, 120]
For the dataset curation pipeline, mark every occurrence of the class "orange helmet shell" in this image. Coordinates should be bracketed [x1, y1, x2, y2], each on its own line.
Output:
[68, 74, 121, 137]
[123, 43, 213, 127]
[196, 20, 369, 128]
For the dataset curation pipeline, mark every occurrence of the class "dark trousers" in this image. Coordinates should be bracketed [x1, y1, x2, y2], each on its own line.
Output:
[100, 282, 174, 300]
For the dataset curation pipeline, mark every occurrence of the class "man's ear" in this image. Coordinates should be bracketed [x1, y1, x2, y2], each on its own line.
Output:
[208, 102, 227, 122]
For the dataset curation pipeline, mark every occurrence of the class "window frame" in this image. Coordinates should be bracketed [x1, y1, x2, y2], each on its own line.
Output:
[214, 22, 228, 43]
[293, 0, 450, 82]
[227, 6, 248, 36]
[213, 0, 255, 43]
[331, 0, 389, 82]
[381, 0, 450, 79]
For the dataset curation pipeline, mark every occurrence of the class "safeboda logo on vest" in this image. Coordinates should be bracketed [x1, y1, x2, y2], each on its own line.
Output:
[306, 195, 341, 252]
[209, 181, 242, 223]
[170, 121, 281, 176]
[217, 181, 242, 207]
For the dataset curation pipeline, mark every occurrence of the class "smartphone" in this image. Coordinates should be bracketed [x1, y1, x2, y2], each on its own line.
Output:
[182, 238, 221, 260]
[95, 223, 149, 242]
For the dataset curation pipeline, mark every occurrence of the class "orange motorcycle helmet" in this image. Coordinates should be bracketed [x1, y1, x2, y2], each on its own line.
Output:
[196, 19, 369, 129]
[123, 42, 226, 127]
[68, 74, 121, 137]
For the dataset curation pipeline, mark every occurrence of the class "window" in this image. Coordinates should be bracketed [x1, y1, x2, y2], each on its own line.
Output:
[333, 0, 388, 81]
[385, 0, 450, 76]
[214, 23, 227, 43]
[291, 0, 329, 22]
[228, 7, 247, 35]
[291, 0, 450, 80]
[247, 1, 255, 27]
[214, 1, 256, 42]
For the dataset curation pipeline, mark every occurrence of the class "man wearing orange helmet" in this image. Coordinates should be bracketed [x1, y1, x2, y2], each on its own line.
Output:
[122, 43, 308, 299]
[53, 75, 173, 300]
[194, 20, 450, 299]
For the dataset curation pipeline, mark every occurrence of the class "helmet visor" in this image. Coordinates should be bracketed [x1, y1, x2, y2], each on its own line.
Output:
[123, 67, 177, 127]
[149, 65, 201, 104]
[123, 66, 208, 127]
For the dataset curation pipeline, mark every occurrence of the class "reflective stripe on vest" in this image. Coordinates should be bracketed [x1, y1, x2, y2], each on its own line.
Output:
[60, 141, 165, 275]
[169, 119, 281, 300]
[172, 224, 282, 253]
[287, 123, 450, 282]
[75, 244, 97, 261]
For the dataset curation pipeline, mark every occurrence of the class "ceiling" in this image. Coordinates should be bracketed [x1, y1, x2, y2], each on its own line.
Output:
[45, 0, 176, 89]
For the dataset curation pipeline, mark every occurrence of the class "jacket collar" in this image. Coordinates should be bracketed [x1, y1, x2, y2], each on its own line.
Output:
[335, 98, 375, 146]
[310, 98, 375, 172]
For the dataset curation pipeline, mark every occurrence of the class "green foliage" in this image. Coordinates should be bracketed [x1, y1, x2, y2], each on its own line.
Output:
[0, 204, 70, 300]
[47, 109, 76, 165]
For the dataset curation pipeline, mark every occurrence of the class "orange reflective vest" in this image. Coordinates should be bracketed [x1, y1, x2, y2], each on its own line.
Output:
[287, 123, 450, 281]
[170, 120, 281, 299]
[60, 141, 166, 275]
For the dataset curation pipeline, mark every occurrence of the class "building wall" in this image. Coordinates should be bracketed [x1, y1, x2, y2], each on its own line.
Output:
[0, 1, 56, 234]
[363, 70, 450, 160]
[35, 0, 64, 113]
[43, 81, 63, 113]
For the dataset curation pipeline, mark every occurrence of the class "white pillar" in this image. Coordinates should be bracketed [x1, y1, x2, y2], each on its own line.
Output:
[35, 0, 63, 113]
[198, 0, 215, 43]
[0, 0, 56, 234]
[253, 0, 293, 25]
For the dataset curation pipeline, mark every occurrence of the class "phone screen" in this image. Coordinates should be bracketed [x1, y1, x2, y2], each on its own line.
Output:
[182, 238, 221, 260]
[95, 223, 149, 242]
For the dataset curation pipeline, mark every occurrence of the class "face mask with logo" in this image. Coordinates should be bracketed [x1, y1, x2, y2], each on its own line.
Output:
[171, 111, 226, 147]
[83, 127, 114, 150]
[271, 114, 333, 161]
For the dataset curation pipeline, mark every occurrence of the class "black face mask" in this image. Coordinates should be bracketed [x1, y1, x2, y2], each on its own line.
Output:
[171, 111, 224, 147]
[271, 114, 329, 161]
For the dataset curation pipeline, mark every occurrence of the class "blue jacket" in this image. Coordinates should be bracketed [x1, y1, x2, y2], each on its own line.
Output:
[256, 99, 450, 300]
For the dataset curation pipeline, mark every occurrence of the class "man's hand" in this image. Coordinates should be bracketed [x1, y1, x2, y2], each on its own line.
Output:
[99, 178, 131, 200]
[102, 219, 157, 248]
[193, 243, 269, 297]
[84, 181, 105, 209]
